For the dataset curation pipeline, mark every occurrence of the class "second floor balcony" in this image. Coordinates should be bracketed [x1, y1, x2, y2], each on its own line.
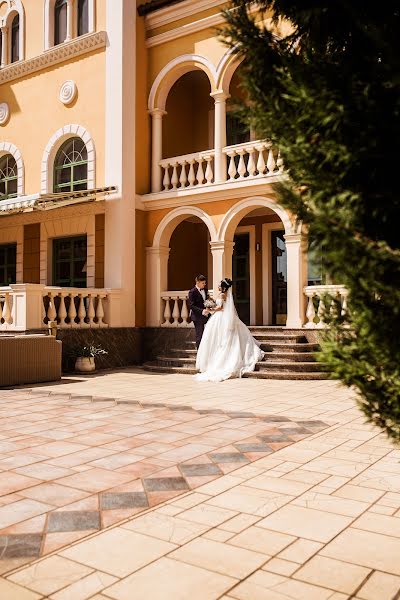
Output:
[146, 67, 285, 200]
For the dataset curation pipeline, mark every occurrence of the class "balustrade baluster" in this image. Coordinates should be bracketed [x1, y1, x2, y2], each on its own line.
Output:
[77, 295, 87, 327]
[87, 295, 96, 327]
[341, 292, 348, 317]
[205, 157, 213, 184]
[247, 149, 257, 177]
[162, 164, 171, 190]
[237, 151, 247, 179]
[67, 293, 77, 327]
[171, 164, 179, 189]
[47, 293, 57, 323]
[172, 297, 180, 326]
[179, 162, 187, 188]
[304, 293, 316, 328]
[317, 296, 326, 328]
[2, 293, 12, 325]
[58, 294, 67, 327]
[196, 159, 205, 185]
[227, 152, 237, 180]
[161, 297, 172, 327]
[256, 146, 266, 175]
[180, 297, 190, 327]
[266, 146, 276, 174]
[277, 150, 284, 173]
[96, 295, 106, 327]
[187, 160, 196, 187]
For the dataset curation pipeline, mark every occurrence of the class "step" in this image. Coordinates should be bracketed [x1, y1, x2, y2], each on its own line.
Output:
[255, 361, 326, 373]
[243, 371, 331, 380]
[143, 362, 197, 375]
[170, 348, 197, 357]
[155, 356, 196, 368]
[262, 352, 318, 363]
[259, 342, 320, 352]
[253, 334, 307, 343]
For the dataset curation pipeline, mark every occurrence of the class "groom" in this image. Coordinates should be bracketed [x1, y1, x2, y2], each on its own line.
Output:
[188, 274, 210, 349]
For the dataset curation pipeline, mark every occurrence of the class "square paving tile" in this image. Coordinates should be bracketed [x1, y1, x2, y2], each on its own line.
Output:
[210, 453, 249, 464]
[47, 511, 100, 532]
[0, 533, 43, 559]
[100, 492, 149, 510]
[143, 477, 189, 492]
[179, 464, 222, 477]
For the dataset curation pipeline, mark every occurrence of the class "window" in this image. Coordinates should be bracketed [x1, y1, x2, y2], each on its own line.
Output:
[54, 0, 68, 46]
[54, 138, 88, 193]
[0, 155, 18, 200]
[0, 244, 17, 286]
[11, 14, 19, 63]
[78, 0, 89, 36]
[53, 236, 87, 287]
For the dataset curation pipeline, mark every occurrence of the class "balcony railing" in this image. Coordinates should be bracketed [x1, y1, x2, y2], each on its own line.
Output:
[303, 285, 349, 329]
[0, 284, 123, 331]
[157, 140, 282, 193]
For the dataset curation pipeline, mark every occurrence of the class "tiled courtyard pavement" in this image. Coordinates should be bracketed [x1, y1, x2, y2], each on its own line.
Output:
[0, 369, 399, 599]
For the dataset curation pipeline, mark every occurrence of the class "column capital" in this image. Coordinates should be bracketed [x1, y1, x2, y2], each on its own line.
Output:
[283, 233, 304, 244]
[209, 240, 235, 253]
[146, 245, 170, 257]
[210, 90, 230, 102]
[148, 108, 167, 118]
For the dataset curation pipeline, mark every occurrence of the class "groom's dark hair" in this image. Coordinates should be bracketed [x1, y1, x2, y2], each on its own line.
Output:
[195, 274, 206, 282]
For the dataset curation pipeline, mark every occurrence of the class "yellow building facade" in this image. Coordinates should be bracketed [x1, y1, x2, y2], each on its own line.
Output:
[0, 0, 346, 361]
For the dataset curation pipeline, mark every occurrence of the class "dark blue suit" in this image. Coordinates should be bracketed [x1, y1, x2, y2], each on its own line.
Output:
[188, 286, 209, 349]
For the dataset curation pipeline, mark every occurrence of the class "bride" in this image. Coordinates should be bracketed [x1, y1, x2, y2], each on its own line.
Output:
[194, 278, 264, 382]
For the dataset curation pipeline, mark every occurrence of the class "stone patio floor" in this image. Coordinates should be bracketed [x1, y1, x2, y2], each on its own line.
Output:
[0, 368, 399, 599]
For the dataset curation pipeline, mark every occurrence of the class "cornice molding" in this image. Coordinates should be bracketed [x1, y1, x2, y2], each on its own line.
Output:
[0, 31, 107, 85]
[145, 0, 225, 31]
[136, 175, 285, 211]
[146, 12, 224, 47]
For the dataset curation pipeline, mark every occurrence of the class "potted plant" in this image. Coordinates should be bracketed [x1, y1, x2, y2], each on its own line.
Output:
[75, 344, 108, 373]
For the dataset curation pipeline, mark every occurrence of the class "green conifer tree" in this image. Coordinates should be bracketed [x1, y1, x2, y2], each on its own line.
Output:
[223, 1, 400, 440]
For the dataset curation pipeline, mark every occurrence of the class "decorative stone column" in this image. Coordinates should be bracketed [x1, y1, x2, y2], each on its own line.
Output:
[211, 91, 229, 184]
[150, 108, 166, 193]
[146, 246, 170, 326]
[1, 27, 8, 68]
[284, 233, 308, 328]
[66, 0, 74, 42]
[210, 240, 235, 294]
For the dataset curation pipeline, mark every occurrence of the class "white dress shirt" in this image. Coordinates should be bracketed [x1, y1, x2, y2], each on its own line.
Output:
[196, 286, 206, 302]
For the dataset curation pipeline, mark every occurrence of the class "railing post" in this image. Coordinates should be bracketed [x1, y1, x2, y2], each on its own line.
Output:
[150, 108, 166, 193]
[8, 284, 46, 331]
[211, 91, 229, 184]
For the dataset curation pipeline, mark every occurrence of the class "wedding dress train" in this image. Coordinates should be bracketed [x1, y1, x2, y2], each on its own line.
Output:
[194, 289, 264, 382]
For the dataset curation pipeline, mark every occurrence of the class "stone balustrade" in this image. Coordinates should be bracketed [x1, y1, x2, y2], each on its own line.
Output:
[0, 284, 122, 331]
[160, 290, 215, 327]
[224, 140, 283, 181]
[304, 285, 349, 328]
[159, 151, 215, 191]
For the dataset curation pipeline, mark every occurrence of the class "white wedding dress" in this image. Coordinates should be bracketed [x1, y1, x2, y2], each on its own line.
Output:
[194, 289, 264, 382]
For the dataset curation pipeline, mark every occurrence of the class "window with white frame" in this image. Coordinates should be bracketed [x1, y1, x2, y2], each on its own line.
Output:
[45, 0, 94, 49]
[0, 0, 25, 67]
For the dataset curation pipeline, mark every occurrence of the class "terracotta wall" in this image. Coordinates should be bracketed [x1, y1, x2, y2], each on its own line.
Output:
[168, 221, 210, 291]
[23, 224, 40, 284]
[95, 214, 105, 288]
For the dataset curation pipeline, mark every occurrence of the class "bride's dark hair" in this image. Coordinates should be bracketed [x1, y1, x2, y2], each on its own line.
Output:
[220, 278, 233, 292]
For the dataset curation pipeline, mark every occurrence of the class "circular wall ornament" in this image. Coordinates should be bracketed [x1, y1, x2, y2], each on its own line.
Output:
[59, 80, 77, 106]
[0, 102, 9, 125]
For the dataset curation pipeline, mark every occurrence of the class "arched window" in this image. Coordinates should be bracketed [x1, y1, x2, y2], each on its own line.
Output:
[11, 14, 20, 63]
[54, 0, 68, 46]
[78, 0, 89, 36]
[54, 138, 88, 193]
[0, 155, 18, 200]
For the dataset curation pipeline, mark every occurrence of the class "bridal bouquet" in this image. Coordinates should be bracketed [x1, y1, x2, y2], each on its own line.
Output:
[204, 298, 217, 310]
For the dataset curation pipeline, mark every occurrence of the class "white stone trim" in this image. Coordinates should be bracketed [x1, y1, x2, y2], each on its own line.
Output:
[0, 0, 26, 63]
[0, 103, 10, 125]
[262, 221, 284, 325]
[146, 12, 225, 48]
[41, 124, 96, 194]
[216, 47, 244, 95]
[152, 205, 218, 248]
[44, 0, 96, 50]
[148, 54, 217, 112]
[40, 213, 95, 286]
[145, 0, 223, 31]
[59, 80, 77, 105]
[0, 30, 106, 84]
[218, 196, 295, 242]
[0, 141, 24, 196]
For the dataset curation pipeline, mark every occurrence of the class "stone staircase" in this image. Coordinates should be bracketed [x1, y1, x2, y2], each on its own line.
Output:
[143, 327, 330, 380]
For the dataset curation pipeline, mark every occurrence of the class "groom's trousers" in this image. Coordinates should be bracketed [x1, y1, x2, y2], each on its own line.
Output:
[193, 318, 208, 349]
